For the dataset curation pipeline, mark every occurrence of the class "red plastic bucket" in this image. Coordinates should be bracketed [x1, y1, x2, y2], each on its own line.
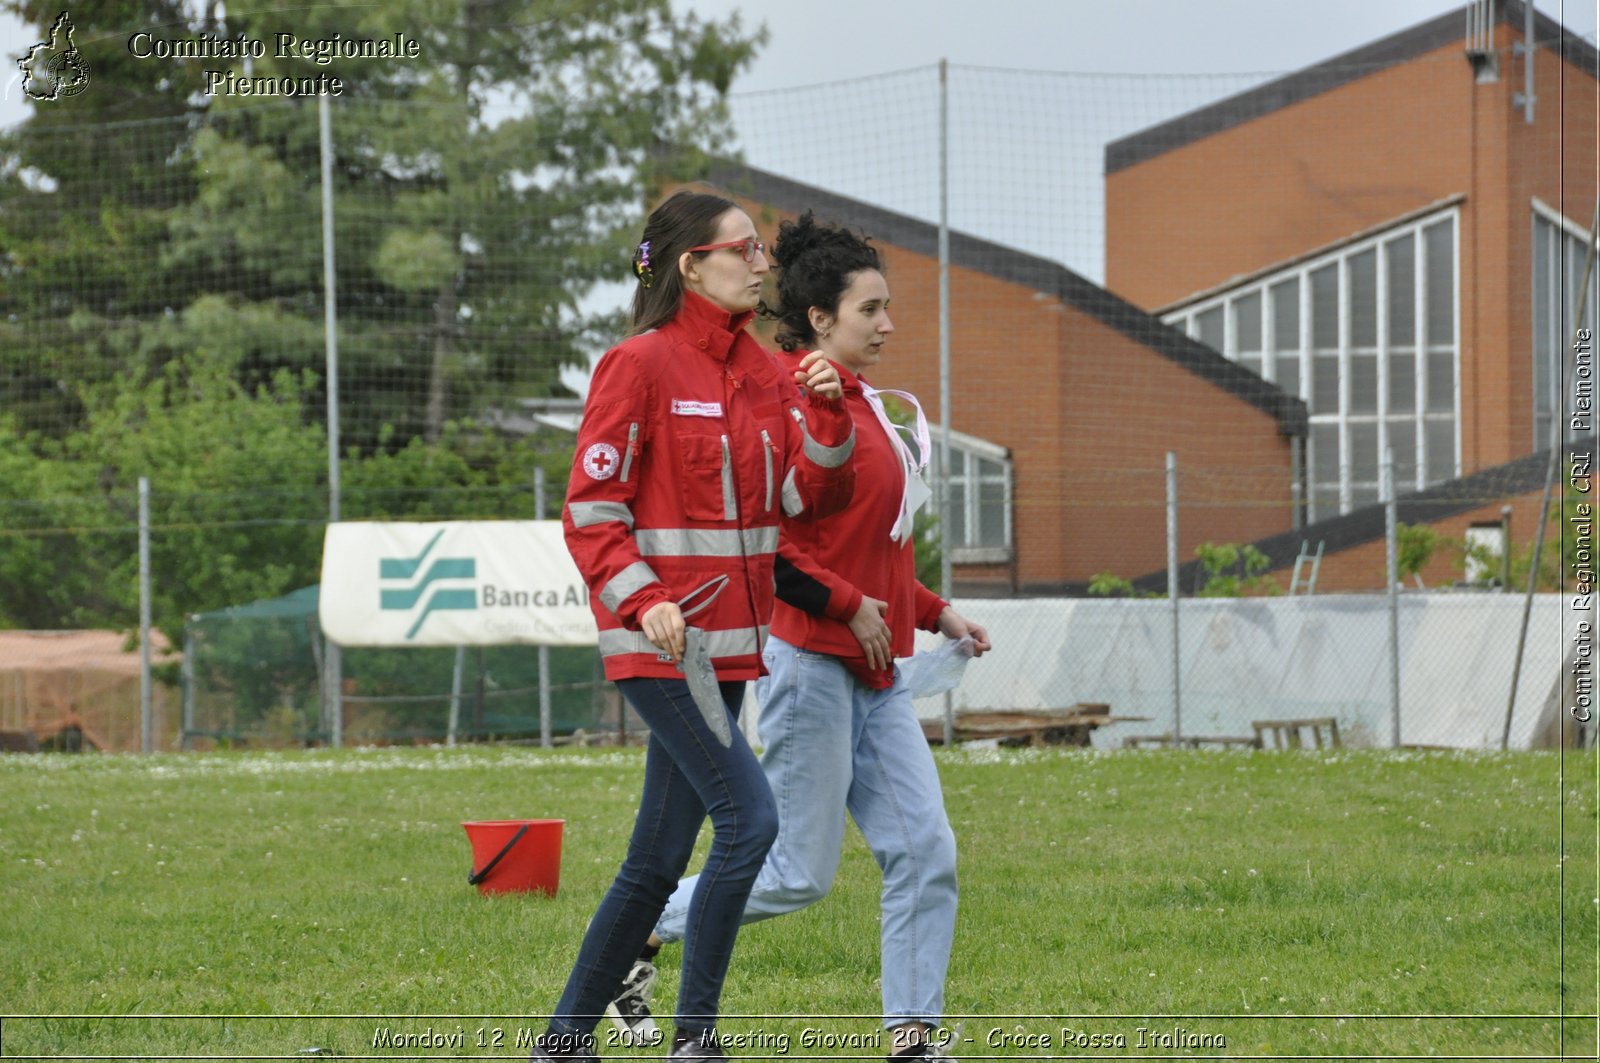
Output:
[462, 819, 564, 896]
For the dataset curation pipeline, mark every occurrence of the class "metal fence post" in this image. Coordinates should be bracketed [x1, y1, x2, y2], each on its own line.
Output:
[536, 465, 553, 749]
[139, 476, 152, 753]
[447, 647, 465, 747]
[319, 92, 343, 750]
[1384, 447, 1401, 748]
[181, 626, 194, 750]
[1167, 452, 1180, 741]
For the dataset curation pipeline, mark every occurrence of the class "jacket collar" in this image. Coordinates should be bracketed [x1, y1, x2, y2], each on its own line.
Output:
[668, 291, 756, 362]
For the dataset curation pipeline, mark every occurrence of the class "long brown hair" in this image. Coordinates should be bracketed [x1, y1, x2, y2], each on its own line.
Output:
[630, 189, 739, 335]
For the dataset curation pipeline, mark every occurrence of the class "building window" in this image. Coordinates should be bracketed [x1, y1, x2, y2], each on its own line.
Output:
[926, 428, 1012, 563]
[1532, 202, 1600, 448]
[1164, 207, 1460, 522]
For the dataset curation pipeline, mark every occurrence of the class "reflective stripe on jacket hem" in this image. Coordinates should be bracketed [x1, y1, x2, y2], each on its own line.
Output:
[633, 526, 779, 557]
[598, 624, 768, 661]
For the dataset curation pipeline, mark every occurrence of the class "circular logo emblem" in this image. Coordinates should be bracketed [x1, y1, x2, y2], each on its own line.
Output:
[46, 51, 90, 98]
[582, 442, 621, 480]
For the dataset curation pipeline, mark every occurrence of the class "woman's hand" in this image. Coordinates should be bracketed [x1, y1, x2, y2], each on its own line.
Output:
[795, 350, 842, 400]
[641, 600, 686, 663]
[936, 607, 992, 656]
[848, 595, 893, 671]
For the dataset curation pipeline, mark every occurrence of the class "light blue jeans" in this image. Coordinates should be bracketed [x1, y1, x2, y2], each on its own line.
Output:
[655, 636, 959, 1028]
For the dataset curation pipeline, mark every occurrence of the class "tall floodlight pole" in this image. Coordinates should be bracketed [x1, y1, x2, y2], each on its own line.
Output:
[320, 93, 343, 749]
[938, 59, 954, 749]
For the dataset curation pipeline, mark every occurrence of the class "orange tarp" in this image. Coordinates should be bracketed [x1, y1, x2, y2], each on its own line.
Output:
[0, 630, 180, 752]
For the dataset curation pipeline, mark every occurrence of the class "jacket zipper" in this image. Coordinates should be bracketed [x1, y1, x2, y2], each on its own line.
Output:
[620, 422, 638, 483]
[760, 429, 775, 512]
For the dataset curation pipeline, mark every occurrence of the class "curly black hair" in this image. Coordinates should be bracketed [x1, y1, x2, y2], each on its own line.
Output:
[762, 211, 883, 352]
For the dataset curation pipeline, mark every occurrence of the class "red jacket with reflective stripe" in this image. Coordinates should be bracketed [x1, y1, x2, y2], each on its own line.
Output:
[563, 293, 856, 681]
[772, 357, 947, 688]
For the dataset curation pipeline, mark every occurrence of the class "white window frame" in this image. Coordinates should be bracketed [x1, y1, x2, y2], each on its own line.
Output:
[1162, 206, 1462, 522]
[1531, 198, 1600, 449]
[927, 426, 1013, 564]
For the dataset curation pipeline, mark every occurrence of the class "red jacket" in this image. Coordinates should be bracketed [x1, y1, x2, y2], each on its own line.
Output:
[772, 356, 947, 688]
[564, 293, 856, 681]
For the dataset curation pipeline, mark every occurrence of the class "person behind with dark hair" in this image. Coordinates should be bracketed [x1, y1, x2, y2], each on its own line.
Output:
[534, 191, 856, 1063]
[605, 211, 991, 1062]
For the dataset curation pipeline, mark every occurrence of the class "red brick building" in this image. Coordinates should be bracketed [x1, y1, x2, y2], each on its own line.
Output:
[1105, 0, 1596, 591]
[695, 163, 1307, 595]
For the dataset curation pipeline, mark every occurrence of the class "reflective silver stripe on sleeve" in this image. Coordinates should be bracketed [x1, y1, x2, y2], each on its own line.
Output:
[599, 560, 661, 613]
[568, 501, 635, 530]
[633, 526, 779, 557]
[790, 406, 855, 468]
[781, 467, 803, 517]
[599, 624, 769, 661]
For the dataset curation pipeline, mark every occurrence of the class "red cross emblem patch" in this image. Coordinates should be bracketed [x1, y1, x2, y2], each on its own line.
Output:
[582, 442, 621, 480]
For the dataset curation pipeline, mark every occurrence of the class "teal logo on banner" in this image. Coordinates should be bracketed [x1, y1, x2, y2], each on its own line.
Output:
[379, 529, 477, 639]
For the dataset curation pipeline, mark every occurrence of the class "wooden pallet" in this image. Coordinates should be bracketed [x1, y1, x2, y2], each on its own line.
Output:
[1123, 733, 1261, 750]
[920, 704, 1150, 747]
[1251, 716, 1342, 749]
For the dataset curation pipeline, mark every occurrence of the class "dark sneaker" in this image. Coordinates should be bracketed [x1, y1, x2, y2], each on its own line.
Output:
[604, 959, 659, 1043]
[668, 1030, 728, 1060]
[528, 1031, 596, 1063]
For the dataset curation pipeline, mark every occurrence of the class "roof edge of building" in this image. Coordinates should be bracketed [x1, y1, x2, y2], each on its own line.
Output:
[1106, 1, 1595, 175]
[700, 160, 1308, 436]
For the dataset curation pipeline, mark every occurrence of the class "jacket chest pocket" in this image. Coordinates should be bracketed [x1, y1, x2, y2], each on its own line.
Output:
[678, 432, 736, 521]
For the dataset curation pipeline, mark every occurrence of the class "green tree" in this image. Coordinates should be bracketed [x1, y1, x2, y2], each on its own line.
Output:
[1087, 571, 1159, 598]
[161, 0, 764, 447]
[0, 1, 212, 436]
[1193, 542, 1281, 597]
[1396, 521, 1444, 585]
[0, 355, 325, 638]
[2, 1, 764, 448]
[0, 351, 578, 642]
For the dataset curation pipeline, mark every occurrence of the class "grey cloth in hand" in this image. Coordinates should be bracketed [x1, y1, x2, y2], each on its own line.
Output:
[680, 626, 731, 747]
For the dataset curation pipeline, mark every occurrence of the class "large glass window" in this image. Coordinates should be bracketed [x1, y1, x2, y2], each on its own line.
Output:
[1532, 204, 1600, 448]
[927, 428, 1013, 563]
[1165, 208, 1460, 522]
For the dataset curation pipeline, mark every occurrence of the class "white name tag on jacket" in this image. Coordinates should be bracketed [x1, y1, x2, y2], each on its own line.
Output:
[672, 399, 723, 417]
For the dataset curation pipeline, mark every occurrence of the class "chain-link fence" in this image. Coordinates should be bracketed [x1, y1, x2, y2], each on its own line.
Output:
[1, 4, 1594, 750]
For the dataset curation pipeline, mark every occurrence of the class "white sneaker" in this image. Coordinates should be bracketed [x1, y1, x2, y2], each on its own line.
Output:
[604, 959, 659, 1043]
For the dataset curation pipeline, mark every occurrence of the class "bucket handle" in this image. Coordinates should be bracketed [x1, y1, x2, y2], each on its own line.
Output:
[467, 823, 531, 886]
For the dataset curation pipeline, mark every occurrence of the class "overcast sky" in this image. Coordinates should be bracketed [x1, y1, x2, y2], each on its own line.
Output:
[5, 1, 1596, 119]
[4, 0, 1597, 278]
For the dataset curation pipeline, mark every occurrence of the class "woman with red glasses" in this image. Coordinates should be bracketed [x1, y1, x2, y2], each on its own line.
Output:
[531, 189, 856, 1063]
[607, 211, 990, 1063]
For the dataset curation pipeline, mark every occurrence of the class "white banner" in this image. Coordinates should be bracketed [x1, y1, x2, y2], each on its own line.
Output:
[319, 521, 597, 647]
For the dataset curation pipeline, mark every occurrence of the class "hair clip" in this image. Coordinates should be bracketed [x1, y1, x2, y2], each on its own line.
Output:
[632, 240, 654, 289]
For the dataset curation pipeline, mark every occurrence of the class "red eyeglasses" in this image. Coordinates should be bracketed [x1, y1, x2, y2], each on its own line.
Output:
[688, 238, 766, 263]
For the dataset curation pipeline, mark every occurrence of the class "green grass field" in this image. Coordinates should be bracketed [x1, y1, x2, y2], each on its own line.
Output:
[0, 746, 1594, 1060]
